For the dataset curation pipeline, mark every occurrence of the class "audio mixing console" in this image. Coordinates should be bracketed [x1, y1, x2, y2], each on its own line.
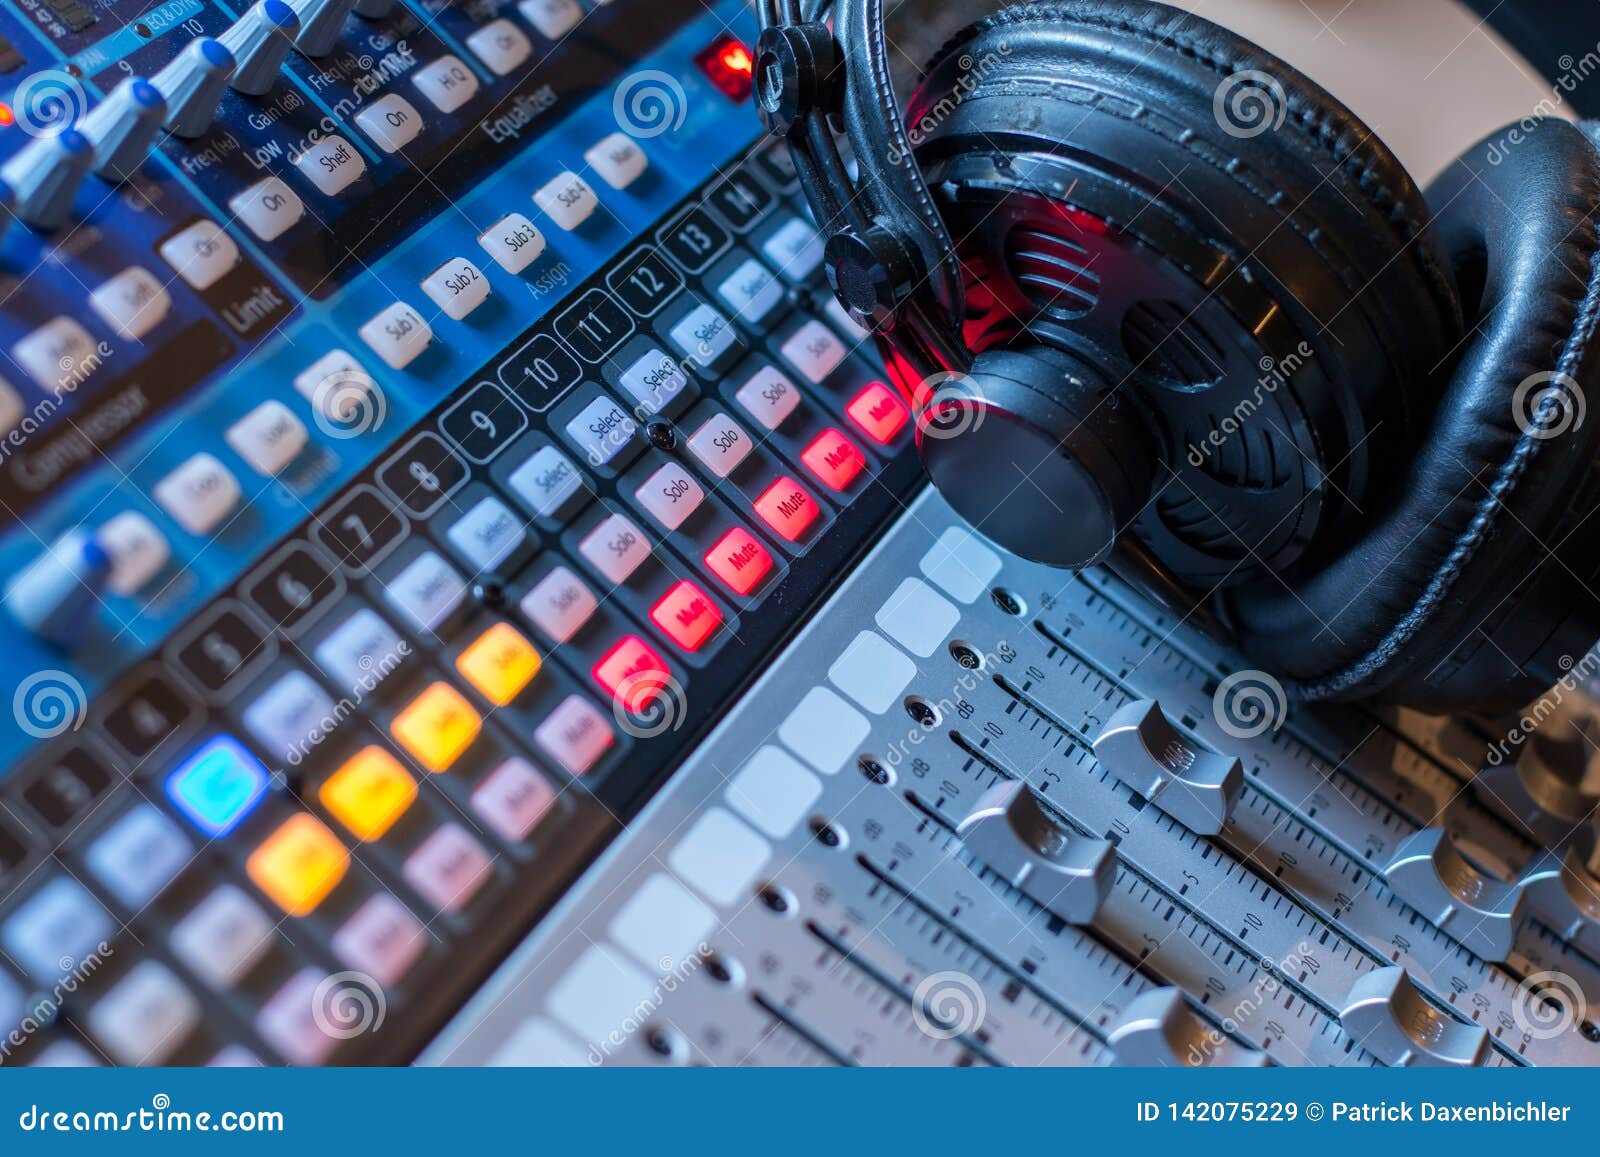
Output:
[0, 0, 1596, 1071]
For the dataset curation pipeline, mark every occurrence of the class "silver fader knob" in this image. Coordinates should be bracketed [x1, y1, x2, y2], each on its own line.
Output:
[1339, 966, 1489, 1067]
[0, 128, 94, 230]
[1473, 738, 1599, 846]
[1522, 847, 1600, 957]
[1091, 699, 1243, 836]
[1382, 828, 1526, 962]
[153, 38, 237, 138]
[1107, 988, 1269, 1067]
[955, 780, 1114, 924]
[219, 0, 300, 95]
[79, 77, 167, 181]
[288, 0, 359, 57]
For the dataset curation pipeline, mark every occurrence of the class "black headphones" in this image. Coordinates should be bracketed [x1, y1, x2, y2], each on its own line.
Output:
[754, 0, 1600, 711]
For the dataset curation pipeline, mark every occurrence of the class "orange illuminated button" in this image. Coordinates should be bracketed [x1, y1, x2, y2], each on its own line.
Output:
[319, 746, 417, 842]
[704, 527, 773, 595]
[592, 635, 672, 713]
[248, 812, 349, 916]
[753, 477, 820, 542]
[456, 622, 541, 706]
[391, 682, 481, 772]
[650, 580, 723, 651]
[846, 381, 910, 444]
[801, 428, 867, 492]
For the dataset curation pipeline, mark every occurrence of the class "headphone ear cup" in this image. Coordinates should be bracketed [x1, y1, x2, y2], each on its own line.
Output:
[1223, 117, 1600, 707]
[906, 0, 1462, 584]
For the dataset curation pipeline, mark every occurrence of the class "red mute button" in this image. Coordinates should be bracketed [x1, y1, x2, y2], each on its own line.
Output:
[592, 635, 672, 713]
[801, 427, 866, 492]
[651, 580, 723, 652]
[753, 477, 820, 542]
[705, 527, 773, 595]
[846, 382, 910, 444]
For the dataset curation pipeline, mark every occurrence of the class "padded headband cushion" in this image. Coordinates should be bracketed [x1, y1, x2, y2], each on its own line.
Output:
[914, 0, 1463, 447]
[1224, 117, 1600, 702]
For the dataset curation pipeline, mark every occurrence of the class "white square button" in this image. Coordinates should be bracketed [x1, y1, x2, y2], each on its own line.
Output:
[875, 577, 959, 658]
[96, 511, 169, 595]
[154, 453, 241, 536]
[354, 93, 425, 153]
[294, 349, 375, 423]
[578, 511, 650, 584]
[420, 257, 491, 320]
[88, 266, 170, 340]
[828, 630, 916, 714]
[633, 461, 703, 531]
[779, 687, 868, 775]
[919, 526, 1003, 603]
[228, 176, 305, 241]
[358, 301, 432, 369]
[159, 219, 239, 289]
[412, 55, 480, 113]
[583, 132, 647, 190]
[668, 808, 770, 907]
[225, 399, 308, 475]
[518, 0, 581, 37]
[293, 134, 366, 197]
[533, 171, 598, 230]
[466, 19, 532, 76]
[685, 411, 751, 478]
[478, 213, 545, 273]
[726, 746, 821, 839]
[608, 874, 714, 974]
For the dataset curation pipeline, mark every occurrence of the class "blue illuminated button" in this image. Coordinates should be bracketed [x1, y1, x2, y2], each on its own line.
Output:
[165, 736, 270, 836]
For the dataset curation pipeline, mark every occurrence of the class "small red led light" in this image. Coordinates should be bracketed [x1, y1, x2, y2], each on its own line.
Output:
[0, 105, 15, 127]
[695, 34, 755, 102]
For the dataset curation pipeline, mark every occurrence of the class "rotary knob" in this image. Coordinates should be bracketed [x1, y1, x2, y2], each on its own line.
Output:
[1107, 988, 1269, 1067]
[1339, 967, 1489, 1067]
[79, 77, 167, 182]
[1091, 699, 1243, 836]
[0, 128, 95, 230]
[916, 344, 1156, 570]
[153, 38, 237, 138]
[287, 0, 359, 57]
[955, 780, 1114, 924]
[1382, 827, 1527, 962]
[219, 0, 301, 96]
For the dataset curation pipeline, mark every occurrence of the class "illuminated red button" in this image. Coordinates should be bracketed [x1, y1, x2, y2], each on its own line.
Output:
[846, 382, 910, 444]
[801, 428, 867, 492]
[592, 635, 672, 714]
[754, 477, 820, 542]
[704, 527, 773, 595]
[650, 580, 723, 652]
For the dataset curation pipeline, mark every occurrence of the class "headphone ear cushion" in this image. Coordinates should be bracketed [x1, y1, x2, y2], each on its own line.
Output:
[1224, 117, 1600, 705]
